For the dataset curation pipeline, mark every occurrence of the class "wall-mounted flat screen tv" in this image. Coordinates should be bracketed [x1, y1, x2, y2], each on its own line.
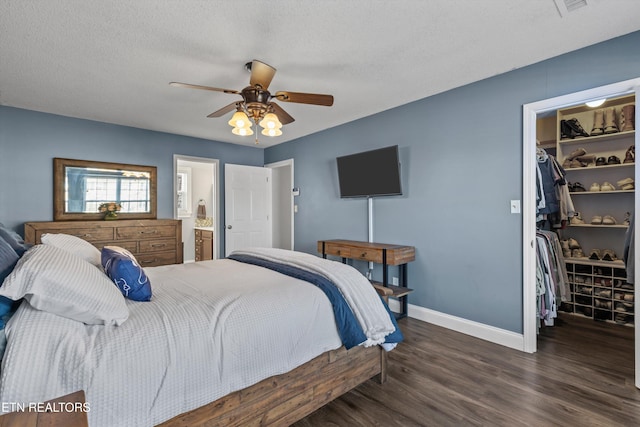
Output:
[336, 145, 402, 198]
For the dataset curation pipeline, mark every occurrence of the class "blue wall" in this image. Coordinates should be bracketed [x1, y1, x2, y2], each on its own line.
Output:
[0, 107, 264, 252]
[2, 31, 639, 335]
[265, 31, 640, 333]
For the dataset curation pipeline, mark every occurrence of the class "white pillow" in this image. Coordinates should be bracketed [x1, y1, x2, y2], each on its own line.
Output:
[0, 245, 129, 326]
[41, 233, 102, 268]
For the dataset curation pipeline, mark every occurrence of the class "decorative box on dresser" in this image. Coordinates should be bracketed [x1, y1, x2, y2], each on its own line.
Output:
[24, 219, 183, 266]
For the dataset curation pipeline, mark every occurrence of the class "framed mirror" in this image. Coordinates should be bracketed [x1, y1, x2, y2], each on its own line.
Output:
[54, 158, 157, 221]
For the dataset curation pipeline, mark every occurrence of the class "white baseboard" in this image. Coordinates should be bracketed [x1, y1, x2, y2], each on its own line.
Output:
[389, 300, 525, 351]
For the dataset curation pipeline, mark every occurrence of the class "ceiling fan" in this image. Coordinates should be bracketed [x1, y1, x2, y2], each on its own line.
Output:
[170, 60, 334, 140]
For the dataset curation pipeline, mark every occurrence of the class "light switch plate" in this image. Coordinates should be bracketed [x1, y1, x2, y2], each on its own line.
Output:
[510, 200, 521, 214]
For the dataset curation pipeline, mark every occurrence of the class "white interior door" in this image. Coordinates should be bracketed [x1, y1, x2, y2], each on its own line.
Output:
[224, 164, 272, 256]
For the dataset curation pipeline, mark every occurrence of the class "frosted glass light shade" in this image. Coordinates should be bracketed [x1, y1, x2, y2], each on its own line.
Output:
[228, 111, 251, 129]
[261, 127, 282, 137]
[259, 113, 282, 130]
[232, 126, 254, 136]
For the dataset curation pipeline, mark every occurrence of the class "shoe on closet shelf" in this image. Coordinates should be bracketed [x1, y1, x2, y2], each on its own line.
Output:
[602, 249, 618, 262]
[568, 238, 581, 249]
[571, 182, 587, 192]
[589, 182, 601, 192]
[607, 155, 621, 165]
[569, 159, 587, 168]
[624, 293, 634, 302]
[597, 289, 612, 298]
[623, 145, 635, 163]
[617, 177, 635, 190]
[589, 249, 602, 260]
[602, 215, 617, 225]
[575, 154, 596, 165]
[570, 212, 585, 225]
[590, 109, 604, 136]
[615, 313, 630, 324]
[603, 107, 620, 134]
[567, 147, 587, 160]
[572, 248, 585, 258]
[600, 182, 616, 191]
[624, 212, 631, 226]
[590, 215, 603, 225]
[596, 157, 607, 166]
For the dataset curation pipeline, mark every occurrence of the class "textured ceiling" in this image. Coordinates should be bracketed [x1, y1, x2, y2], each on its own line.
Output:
[2, 1, 640, 148]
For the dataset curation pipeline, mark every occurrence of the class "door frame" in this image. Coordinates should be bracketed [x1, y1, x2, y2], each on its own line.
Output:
[522, 78, 640, 385]
[173, 154, 220, 260]
[265, 158, 295, 250]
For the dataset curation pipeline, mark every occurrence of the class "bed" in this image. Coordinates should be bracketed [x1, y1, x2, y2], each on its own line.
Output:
[0, 231, 401, 426]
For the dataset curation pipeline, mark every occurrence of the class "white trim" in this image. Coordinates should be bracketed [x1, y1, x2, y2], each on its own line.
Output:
[390, 300, 524, 351]
[173, 154, 220, 260]
[522, 78, 640, 361]
[265, 158, 295, 250]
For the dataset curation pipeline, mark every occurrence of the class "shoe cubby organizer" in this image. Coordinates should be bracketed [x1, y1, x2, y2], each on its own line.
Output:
[562, 259, 634, 326]
[555, 93, 636, 326]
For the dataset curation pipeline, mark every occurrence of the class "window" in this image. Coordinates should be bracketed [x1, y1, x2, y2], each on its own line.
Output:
[176, 167, 192, 217]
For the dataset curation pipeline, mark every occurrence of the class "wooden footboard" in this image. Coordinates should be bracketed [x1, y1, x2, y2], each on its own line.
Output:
[157, 345, 386, 427]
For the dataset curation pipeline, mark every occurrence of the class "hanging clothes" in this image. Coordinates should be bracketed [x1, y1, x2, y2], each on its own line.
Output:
[536, 148, 575, 228]
[536, 230, 570, 329]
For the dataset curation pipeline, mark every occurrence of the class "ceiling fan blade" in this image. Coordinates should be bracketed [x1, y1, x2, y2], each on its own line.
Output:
[270, 102, 295, 125]
[274, 91, 334, 107]
[249, 60, 276, 90]
[169, 82, 239, 95]
[207, 102, 238, 118]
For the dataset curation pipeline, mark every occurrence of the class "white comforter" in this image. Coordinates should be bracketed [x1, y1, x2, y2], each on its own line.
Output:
[1, 259, 344, 426]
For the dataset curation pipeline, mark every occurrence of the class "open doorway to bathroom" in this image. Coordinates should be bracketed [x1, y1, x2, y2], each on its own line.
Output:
[174, 155, 219, 262]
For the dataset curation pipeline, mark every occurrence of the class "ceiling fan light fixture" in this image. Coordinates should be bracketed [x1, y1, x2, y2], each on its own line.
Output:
[232, 126, 254, 136]
[228, 110, 251, 129]
[259, 112, 282, 130]
[261, 127, 282, 137]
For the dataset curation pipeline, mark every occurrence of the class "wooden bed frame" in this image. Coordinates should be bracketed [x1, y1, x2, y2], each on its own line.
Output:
[158, 344, 386, 426]
[23, 222, 389, 426]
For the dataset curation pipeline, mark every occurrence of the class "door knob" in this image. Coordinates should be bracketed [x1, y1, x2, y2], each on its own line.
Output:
[227, 225, 232, 229]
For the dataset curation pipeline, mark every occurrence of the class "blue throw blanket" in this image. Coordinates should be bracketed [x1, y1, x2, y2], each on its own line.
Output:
[228, 254, 403, 349]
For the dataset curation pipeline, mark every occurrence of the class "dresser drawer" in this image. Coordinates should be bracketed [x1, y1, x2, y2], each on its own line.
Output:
[322, 243, 350, 258]
[137, 252, 177, 267]
[349, 248, 383, 263]
[139, 238, 176, 253]
[40, 228, 114, 244]
[116, 226, 176, 240]
[95, 240, 138, 254]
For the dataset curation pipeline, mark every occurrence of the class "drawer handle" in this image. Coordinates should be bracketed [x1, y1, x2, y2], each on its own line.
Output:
[141, 259, 157, 264]
[360, 252, 367, 257]
[75, 233, 92, 238]
[139, 230, 158, 235]
[151, 243, 166, 248]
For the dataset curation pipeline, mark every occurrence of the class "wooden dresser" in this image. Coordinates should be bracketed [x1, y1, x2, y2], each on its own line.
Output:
[24, 219, 183, 266]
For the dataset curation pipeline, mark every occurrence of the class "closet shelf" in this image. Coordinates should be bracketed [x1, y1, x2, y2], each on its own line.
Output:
[564, 257, 625, 266]
[564, 163, 635, 171]
[569, 190, 634, 195]
[558, 130, 635, 145]
[568, 224, 629, 229]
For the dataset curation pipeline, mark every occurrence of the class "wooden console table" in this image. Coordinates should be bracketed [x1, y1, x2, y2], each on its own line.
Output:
[317, 239, 415, 318]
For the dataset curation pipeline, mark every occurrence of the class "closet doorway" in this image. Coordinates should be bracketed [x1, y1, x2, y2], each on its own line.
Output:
[523, 78, 640, 387]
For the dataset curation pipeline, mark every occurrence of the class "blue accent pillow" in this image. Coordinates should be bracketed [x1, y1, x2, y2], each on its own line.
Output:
[0, 224, 31, 257]
[0, 237, 20, 317]
[101, 246, 152, 302]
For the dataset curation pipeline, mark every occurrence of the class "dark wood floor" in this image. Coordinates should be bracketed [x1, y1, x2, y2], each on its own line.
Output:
[293, 314, 640, 426]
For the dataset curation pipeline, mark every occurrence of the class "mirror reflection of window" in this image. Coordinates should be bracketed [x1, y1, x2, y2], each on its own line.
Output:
[176, 168, 192, 217]
[64, 167, 151, 213]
